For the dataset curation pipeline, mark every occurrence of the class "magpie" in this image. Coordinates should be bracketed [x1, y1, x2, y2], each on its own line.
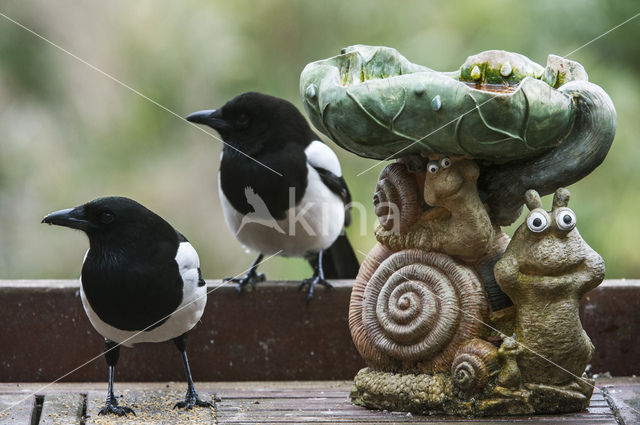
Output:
[42, 196, 212, 416]
[186, 92, 360, 301]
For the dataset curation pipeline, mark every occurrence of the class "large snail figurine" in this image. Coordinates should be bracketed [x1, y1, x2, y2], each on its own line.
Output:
[352, 154, 509, 375]
[494, 188, 605, 386]
[349, 245, 491, 373]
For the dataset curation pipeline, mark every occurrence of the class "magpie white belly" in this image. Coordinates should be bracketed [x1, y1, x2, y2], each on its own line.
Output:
[219, 165, 345, 257]
[79, 242, 207, 347]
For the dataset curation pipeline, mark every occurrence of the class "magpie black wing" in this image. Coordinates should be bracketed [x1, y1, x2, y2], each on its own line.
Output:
[312, 166, 353, 227]
[176, 230, 188, 243]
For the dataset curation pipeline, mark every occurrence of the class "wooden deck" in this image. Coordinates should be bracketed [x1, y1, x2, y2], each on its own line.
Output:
[1, 379, 638, 424]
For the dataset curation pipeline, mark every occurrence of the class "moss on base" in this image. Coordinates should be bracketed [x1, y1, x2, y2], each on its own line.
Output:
[350, 368, 594, 417]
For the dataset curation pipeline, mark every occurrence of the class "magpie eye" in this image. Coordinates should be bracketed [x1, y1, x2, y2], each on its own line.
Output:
[556, 209, 576, 231]
[427, 161, 439, 174]
[440, 157, 451, 169]
[235, 113, 250, 128]
[526, 211, 549, 233]
[100, 211, 115, 224]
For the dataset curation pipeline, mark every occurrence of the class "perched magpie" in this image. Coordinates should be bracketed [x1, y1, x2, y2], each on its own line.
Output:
[186, 92, 359, 300]
[42, 197, 212, 416]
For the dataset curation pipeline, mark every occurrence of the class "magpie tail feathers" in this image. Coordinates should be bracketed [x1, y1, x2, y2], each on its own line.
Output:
[321, 234, 360, 279]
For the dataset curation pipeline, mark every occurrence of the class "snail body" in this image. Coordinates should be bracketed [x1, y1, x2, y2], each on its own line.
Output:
[496, 336, 523, 389]
[375, 157, 495, 262]
[494, 188, 604, 385]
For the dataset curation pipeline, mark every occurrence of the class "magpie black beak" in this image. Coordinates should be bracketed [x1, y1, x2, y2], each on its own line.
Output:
[42, 207, 90, 231]
[185, 109, 230, 131]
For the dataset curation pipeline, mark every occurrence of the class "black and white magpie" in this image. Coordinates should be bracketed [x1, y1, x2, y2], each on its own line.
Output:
[42, 196, 212, 416]
[186, 92, 359, 300]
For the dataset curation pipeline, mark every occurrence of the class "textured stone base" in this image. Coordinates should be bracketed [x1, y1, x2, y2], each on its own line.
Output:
[350, 368, 594, 416]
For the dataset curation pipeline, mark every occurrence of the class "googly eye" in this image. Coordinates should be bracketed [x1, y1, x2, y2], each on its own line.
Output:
[555, 209, 576, 231]
[526, 211, 549, 233]
[100, 211, 115, 224]
[427, 161, 439, 174]
[440, 157, 451, 169]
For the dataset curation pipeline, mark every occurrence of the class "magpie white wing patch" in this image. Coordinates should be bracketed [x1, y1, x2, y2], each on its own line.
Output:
[79, 243, 207, 347]
[175, 241, 200, 287]
[304, 140, 342, 177]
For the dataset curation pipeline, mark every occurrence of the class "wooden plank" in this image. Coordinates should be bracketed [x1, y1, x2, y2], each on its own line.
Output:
[2, 279, 639, 382]
[85, 389, 216, 425]
[39, 393, 84, 424]
[215, 410, 616, 424]
[0, 279, 364, 382]
[0, 380, 632, 424]
[600, 378, 640, 425]
[214, 395, 617, 424]
[0, 393, 35, 424]
[581, 281, 640, 376]
[39, 393, 84, 425]
[218, 389, 349, 399]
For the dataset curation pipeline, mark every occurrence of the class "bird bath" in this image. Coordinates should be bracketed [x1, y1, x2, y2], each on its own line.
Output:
[300, 45, 616, 416]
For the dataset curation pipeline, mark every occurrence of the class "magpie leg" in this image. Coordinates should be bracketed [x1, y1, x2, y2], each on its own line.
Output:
[224, 253, 266, 292]
[299, 250, 333, 302]
[98, 339, 135, 416]
[172, 333, 216, 410]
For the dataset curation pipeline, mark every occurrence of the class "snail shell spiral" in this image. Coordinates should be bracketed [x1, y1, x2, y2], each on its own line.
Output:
[451, 338, 499, 395]
[349, 248, 489, 373]
[373, 163, 422, 233]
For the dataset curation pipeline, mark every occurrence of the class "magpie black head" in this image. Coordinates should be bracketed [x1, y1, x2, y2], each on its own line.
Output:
[42, 196, 175, 248]
[186, 92, 316, 155]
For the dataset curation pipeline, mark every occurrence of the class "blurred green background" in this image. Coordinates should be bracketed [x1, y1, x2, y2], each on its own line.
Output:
[0, 0, 638, 280]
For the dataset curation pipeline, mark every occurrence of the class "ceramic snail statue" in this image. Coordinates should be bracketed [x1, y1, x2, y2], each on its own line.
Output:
[300, 46, 615, 416]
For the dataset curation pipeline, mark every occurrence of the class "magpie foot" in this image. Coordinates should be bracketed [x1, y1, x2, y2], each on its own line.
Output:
[173, 389, 214, 410]
[98, 396, 135, 416]
[224, 270, 266, 293]
[299, 276, 333, 302]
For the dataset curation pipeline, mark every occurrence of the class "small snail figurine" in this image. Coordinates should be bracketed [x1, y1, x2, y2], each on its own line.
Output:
[496, 335, 523, 390]
[374, 156, 495, 261]
[422, 155, 495, 260]
[494, 188, 605, 386]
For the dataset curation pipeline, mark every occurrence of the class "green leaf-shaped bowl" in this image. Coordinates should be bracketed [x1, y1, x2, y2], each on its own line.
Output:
[300, 46, 589, 163]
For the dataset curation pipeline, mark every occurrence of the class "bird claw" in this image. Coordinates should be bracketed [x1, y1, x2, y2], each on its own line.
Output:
[225, 271, 266, 292]
[299, 276, 333, 301]
[98, 399, 135, 416]
[173, 390, 214, 410]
